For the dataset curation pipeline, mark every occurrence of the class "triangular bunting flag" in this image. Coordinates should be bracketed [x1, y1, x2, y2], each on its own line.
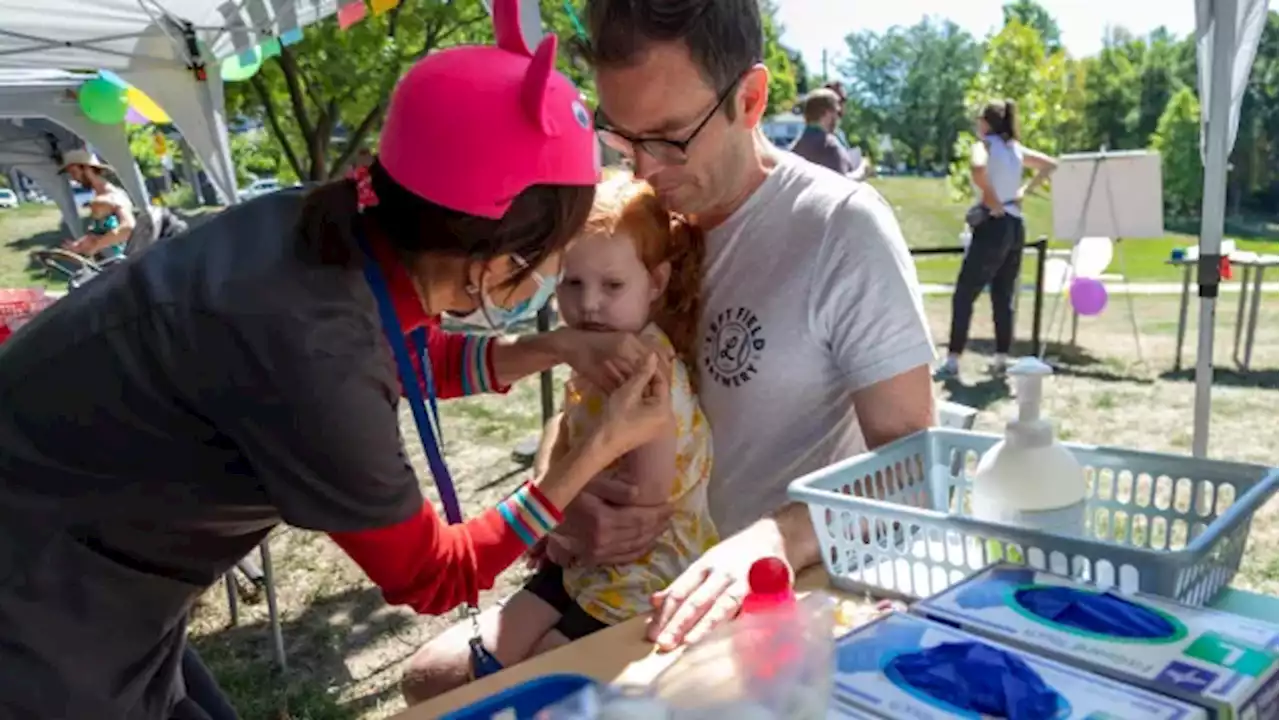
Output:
[337, 1, 368, 30]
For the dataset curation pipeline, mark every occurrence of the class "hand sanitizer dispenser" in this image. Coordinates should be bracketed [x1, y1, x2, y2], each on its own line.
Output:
[971, 357, 1086, 536]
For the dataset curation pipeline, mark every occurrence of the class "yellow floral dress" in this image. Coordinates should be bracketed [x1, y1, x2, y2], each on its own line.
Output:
[561, 324, 717, 625]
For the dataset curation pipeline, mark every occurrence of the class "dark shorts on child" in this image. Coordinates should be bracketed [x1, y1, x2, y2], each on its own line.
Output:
[523, 563, 611, 641]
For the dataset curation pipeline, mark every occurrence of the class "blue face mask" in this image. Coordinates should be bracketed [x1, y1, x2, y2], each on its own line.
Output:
[448, 258, 559, 331]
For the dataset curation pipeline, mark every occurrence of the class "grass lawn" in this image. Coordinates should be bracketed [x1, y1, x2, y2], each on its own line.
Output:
[0, 188, 1277, 719]
[0, 204, 75, 289]
[872, 176, 1280, 286]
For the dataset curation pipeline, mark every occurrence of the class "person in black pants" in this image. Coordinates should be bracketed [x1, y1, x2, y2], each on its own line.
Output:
[171, 646, 240, 720]
[939, 99, 1057, 378]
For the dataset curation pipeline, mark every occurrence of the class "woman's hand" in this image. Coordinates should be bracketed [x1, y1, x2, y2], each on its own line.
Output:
[596, 354, 672, 456]
[555, 328, 674, 392]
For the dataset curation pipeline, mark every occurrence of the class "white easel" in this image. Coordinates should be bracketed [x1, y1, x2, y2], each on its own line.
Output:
[1046, 150, 1165, 363]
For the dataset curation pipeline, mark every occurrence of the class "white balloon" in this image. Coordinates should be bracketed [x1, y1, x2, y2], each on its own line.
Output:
[1072, 236, 1114, 278]
[1043, 258, 1074, 294]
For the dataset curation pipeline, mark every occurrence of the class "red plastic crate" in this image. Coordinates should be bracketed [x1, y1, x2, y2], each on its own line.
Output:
[0, 289, 53, 343]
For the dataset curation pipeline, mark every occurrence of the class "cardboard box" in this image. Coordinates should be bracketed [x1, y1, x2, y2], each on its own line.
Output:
[913, 564, 1279, 720]
[833, 612, 1207, 719]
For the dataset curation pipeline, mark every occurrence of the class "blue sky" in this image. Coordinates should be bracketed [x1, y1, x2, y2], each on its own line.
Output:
[775, 0, 1279, 78]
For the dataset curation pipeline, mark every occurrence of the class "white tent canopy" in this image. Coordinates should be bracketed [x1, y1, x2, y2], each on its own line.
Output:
[1191, 0, 1269, 457]
[0, 71, 151, 211]
[0, 118, 86, 236]
[0, 0, 347, 205]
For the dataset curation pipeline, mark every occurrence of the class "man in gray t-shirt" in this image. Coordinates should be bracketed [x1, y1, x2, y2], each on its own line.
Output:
[575, 0, 935, 648]
[399, 1, 938, 699]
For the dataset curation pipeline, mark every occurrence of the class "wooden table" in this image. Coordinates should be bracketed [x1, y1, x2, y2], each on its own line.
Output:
[394, 568, 1280, 719]
[397, 567, 850, 719]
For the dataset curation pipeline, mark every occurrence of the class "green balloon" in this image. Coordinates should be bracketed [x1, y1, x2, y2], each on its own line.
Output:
[78, 78, 128, 125]
[221, 49, 263, 83]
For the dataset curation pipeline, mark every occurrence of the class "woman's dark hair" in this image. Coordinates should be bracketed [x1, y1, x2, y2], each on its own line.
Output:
[981, 99, 1019, 142]
[296, 159, 595, 288]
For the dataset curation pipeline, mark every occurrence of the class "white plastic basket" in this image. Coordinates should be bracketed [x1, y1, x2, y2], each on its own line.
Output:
[787, 428, 1278, 605]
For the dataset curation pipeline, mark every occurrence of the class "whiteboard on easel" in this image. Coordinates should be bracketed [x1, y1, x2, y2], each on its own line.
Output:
[1051, 151, 1164, 239]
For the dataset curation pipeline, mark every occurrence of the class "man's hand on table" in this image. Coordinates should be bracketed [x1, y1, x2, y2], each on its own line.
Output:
[645, 520, 789, 651]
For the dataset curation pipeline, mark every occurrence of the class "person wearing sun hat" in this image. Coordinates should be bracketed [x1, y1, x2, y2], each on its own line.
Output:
[59, 147, 137, 253]
[0, 2, 671, 717]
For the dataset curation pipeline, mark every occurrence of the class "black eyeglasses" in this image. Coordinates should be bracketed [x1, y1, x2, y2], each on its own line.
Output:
[594, 71, 747, 166]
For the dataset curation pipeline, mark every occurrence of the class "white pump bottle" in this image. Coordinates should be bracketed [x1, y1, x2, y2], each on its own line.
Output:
[970, 357, 1086, 536]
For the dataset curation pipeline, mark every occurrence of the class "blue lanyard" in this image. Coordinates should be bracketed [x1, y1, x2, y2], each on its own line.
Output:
[356, 233, 464, 525]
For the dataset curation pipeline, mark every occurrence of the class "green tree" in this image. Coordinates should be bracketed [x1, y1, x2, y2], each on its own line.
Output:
[225, 0, 592, 183]
[1002, 0, 1062, 54]
[948, 19, 1081, 196]
[127, 127, 164, 179]
[761, 1, 798, 117]
[1082, 29, 1141, 149]
[1151, 86, 1202, 217]
[840, 18, 980, 169]
[785, 47, 809, 97]
[1134, 27, 1182, 145]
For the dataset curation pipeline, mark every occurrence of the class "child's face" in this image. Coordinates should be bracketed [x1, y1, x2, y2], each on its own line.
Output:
[89, 202, 112, 218]
[557, 230, 666, 334]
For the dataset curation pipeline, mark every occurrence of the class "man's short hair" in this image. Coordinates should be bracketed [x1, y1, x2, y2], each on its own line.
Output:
[823, 81, 847, 102]
[582, 0, 763, 99]
[802, 89, 841, 123]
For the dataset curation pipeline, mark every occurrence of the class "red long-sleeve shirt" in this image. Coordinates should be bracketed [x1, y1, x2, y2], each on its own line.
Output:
[328, 229, 555, 614]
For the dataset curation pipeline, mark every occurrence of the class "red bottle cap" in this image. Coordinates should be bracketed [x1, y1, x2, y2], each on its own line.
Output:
[740, 557, 795, 615]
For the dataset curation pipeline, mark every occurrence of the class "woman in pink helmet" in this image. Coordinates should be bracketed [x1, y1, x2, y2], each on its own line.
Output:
[0, 4, 668, 718]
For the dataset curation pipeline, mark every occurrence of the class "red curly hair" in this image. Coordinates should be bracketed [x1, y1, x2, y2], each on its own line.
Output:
[582, 178, 705, 388]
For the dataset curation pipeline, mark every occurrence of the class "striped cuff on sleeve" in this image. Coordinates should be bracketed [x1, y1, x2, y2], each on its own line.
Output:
[460, 335, 509, 395]
[496, 482, 563, 548]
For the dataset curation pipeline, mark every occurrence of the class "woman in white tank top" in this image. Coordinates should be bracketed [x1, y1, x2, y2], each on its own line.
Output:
[938, 99, 1058, 378]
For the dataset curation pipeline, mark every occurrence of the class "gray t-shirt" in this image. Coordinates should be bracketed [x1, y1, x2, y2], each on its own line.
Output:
[789, 126, 853, 175]
[0, 190, 422, 717]
[698, 153, 935, 535]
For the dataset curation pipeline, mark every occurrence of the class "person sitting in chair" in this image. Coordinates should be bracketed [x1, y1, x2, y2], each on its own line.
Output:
[58, 149, 135, 258]
[64, 193, 127, 260]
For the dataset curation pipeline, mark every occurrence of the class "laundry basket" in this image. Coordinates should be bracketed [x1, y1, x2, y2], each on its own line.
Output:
[788, 428, 1278, 606]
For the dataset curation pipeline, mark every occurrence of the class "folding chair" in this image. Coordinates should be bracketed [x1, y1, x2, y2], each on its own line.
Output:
[223, 541, 287, 671]
[30, 206, 188, 290]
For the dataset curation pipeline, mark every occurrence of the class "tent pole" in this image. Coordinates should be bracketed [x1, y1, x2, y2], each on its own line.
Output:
[1192, 0, 1237, 458]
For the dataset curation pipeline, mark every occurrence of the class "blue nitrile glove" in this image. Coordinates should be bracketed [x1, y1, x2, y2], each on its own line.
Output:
[1013, 586, 1176, 640]
[885, 642, 1064, 720]
[955, 568, 1037, 610]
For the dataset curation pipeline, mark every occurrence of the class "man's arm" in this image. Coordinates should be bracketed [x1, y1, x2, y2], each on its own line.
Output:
[733, 365, 936, 573]
[647, 185, 937, 649]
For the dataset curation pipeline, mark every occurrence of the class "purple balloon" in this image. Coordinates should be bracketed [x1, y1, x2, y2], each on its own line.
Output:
[1070, 277, 1108, 316]
[124, 107, 149, 125]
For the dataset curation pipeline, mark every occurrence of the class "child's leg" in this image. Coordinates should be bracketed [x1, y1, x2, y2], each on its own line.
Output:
[402, 589, 562, 704]
[483, 589, 564, 668]
[531, 628, 573, 656]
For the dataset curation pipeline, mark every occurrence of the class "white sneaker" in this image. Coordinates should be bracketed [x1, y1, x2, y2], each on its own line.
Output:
[934, 357, 960, 379]
[988, 354, 1009, 376]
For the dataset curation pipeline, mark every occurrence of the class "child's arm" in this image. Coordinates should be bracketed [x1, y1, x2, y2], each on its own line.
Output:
[534, 411, 570, 477]
[625, 416, 679, 506]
